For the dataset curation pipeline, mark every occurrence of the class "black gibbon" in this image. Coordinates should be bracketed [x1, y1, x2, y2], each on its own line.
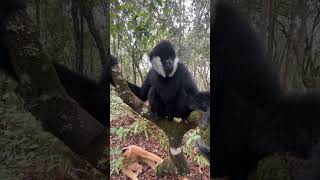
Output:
[121, 145, 163, 180]
[211, 1, 320, 180]
[128, 40, 199, 121]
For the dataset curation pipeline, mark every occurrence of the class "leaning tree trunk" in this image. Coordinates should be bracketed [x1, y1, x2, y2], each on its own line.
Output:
[1, 7, 107, 174]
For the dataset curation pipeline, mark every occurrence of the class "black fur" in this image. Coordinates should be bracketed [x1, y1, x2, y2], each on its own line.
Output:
[211, 2, 320, 180]
[131, 40, 199, 121]
[148, 40, 176, 76]
[196, 138, 210, 160]
[53, 63, 109, 126]
[102, 54, 118, 86]
[190, 91, 210, 112]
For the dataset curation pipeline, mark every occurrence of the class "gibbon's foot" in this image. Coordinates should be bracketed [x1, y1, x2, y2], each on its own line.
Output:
[181, 116, 189, 124]
[167, 116, 174, 121]
[196, 138, 210, 160]
[150, 111, 161, 121]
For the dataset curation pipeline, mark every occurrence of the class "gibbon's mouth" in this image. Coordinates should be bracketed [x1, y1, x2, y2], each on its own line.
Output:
[163, 66, 173, 76]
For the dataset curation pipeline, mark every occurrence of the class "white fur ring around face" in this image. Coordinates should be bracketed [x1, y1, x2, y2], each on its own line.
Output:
[151, 56, 179, 78]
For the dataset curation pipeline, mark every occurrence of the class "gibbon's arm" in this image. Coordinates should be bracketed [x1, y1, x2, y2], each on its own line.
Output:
[127, 81, 142, 98]
[190, 91, 211, 111]
[137, 70, 153, 101]
[196, 138, 210, 160]
[122, 162, 143, 180]
[180, 63, 199, 96]
[121, 145, 163, 180]
[101, 54, 118, 86]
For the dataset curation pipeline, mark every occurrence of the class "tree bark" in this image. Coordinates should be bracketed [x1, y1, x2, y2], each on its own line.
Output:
[1, 8, 107, 173]
[83, 0, 107, 66]
[71, 0, 83, 73]
[280, 0, 307, 92]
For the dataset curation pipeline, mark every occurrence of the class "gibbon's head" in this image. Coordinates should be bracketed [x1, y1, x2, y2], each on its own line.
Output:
[121, 146, 131, 159]
[101, 54, 118, 86]
[148, 40, 179, 78]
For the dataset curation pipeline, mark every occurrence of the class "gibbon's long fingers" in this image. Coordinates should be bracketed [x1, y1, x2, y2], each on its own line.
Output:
[121, 167, 138, 180]
[128, 162, 143, 175]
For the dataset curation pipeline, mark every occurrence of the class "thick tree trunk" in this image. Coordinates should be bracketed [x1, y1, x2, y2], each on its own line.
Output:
[71, 0, 83, 73]
[83, 0, 106, 66]
[280, 0, 307, 92]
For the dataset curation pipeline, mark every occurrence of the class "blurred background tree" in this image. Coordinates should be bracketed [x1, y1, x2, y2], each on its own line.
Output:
[110, 0, 210, 90]
[228, 0, 320, 92]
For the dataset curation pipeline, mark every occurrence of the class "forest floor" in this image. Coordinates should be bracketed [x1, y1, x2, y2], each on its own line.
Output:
[110, 104, 210, 180]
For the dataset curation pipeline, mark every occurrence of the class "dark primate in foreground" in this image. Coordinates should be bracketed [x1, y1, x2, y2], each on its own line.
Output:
[211, 1, 320, 180]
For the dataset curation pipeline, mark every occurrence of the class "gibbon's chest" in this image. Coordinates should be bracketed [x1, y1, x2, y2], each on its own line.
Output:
[151, 71, 183, 101]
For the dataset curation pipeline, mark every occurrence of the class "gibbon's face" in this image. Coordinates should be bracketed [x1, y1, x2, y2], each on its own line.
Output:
[149, 40, 179, 78]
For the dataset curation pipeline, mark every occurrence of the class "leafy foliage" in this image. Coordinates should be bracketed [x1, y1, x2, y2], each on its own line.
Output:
[110, 145, 124, 175]
[111, 127, 130, 141]
[182, 129, 209, 167]
[0, 106, 100, 179]
[111, 0, 210, 89]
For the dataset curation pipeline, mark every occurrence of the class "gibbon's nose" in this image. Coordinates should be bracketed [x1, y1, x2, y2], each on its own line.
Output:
[163, 59, 173, 74]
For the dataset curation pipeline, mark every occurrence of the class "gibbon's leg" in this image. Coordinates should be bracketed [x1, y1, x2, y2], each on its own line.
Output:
[121, 145, 164, 179]
[121, 166, 138, 180]
[128, 162, 143, 175]
[125, 145, 163, 164]
[142, 158, 161, 170]
[140, 152, 163, 169]
[148, 87, 166, 120]
[142, 158, 157, 169]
